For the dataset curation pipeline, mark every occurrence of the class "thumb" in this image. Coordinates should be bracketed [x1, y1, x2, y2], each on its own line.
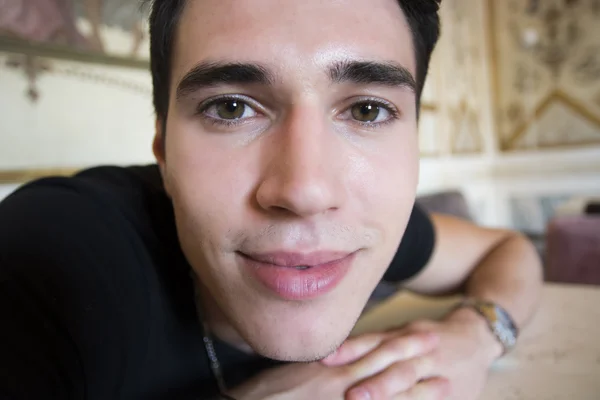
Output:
[321, 333, 390, 367]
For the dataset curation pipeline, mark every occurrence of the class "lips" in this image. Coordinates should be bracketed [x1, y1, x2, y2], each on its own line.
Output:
[238, 251, 356, 300]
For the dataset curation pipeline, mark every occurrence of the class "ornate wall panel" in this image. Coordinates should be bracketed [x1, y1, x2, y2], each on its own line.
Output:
[490, 0, 600, 150]
[442, 0, 488, 155]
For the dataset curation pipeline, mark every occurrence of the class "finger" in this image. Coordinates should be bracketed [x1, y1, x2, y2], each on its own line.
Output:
[343, 332, 439, 382]
[392, 377, 451, 400]
[322, 333, 390, 366]
[345, 355, 437, 400]
[324, 331, 438, 367]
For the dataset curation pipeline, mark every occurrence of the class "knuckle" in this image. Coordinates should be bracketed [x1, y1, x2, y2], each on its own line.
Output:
[385, 334, 430, 358]
[432, 379, 452, 400]
[384, 362, 417, 389]
[421, 350, 439, 367]
[398, 362, 419, 384]
[384, 336, 412, 356]
[431, 351, 443, 366]
[441, 381, 453, 398]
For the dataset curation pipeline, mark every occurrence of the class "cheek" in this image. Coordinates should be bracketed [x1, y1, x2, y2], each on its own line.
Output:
[163, 121, 256, 245]
[351, 128, 419, 233]
[343, 128, 419, 288]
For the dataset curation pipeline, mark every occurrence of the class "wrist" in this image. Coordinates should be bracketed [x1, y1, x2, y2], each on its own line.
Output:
[445, 306, 504, 364]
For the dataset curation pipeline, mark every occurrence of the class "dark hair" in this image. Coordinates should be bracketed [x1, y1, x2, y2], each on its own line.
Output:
[144, 0, 441, 121]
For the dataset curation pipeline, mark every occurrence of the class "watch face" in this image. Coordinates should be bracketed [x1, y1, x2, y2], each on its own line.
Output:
[471, 301, 518, 352]
[487, 303, 518, 349]
[495, 305, 518, 334]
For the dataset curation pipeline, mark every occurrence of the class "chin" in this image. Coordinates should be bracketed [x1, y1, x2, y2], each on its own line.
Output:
[234, 301, 362, 363]
[249, 328, 349, 363]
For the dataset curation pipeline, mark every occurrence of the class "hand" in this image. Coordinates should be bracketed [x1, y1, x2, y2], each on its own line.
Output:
[227, 332, 440, 400]
[322, 308, 502, 400]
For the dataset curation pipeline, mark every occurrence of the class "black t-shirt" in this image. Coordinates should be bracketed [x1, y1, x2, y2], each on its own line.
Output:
[0, 165, 435, 400]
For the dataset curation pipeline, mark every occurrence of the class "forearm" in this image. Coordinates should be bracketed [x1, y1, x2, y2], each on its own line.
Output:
[461, 232, 543, 329]
[439, 233, 544, 363]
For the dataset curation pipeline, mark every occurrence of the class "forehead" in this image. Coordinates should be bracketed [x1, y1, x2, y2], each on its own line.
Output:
[172, 0, 415, 84]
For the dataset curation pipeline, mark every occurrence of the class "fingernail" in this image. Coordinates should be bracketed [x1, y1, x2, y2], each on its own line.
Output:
[348, 387, 371, 400]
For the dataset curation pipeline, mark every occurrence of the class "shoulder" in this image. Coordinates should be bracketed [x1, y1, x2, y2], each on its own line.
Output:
[0, 164, 166, 247]
[382, 204, 436, 282]
[0, 164, 172, 397]
[0, 164, 173, 314]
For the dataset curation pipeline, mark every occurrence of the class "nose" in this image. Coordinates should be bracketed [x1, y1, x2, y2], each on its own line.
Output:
[255, 106, 346, 218]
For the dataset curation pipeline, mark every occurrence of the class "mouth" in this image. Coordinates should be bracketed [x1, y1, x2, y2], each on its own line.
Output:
[237, 251, 357, 300]
[238, 250, 355, 268]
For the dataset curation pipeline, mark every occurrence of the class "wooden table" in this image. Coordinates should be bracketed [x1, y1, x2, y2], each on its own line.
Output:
[353, 283, 600, 400]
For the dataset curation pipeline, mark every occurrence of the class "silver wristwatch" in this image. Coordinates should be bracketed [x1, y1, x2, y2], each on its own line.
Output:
[456, 298, 519, 355]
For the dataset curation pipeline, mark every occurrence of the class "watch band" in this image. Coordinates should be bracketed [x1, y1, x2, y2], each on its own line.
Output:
[455, 298, 519, 355]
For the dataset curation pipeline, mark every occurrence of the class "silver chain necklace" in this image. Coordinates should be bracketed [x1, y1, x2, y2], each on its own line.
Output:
[201, 320, 230, 394]
[194, 276, 237, 400]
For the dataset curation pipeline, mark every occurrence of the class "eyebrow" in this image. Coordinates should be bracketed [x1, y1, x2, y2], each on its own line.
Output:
[176, 62, 274, 100]
[328, 60, 417, 92]
[175, 59, 416, 101]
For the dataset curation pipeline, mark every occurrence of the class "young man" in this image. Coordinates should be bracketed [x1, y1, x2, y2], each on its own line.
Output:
[0, 0, 543, 399]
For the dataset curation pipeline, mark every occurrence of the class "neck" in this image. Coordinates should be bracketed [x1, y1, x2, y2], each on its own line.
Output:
[193, 277, 255, 354]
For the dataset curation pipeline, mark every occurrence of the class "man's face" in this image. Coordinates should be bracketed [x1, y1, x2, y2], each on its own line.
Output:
[157, 0, 420, 362]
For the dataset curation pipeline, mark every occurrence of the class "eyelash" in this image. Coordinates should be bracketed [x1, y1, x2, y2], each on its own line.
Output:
[195, 95, 400, 128]
[196, 94, 260, 128]
[344, 97, 401, 129]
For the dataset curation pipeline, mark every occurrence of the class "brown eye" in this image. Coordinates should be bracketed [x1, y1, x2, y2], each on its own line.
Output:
[216, 100, 247, 119]
[351, 103, 382, 122]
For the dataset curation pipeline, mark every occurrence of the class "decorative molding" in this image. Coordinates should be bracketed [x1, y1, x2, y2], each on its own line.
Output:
[449, 100, 484, 155]
[0, 168, 80, 184]
[487, 0, 502, 152]
[0, 36, 149, 70]
[439, 0, 486, 155]
[503, 90, 600, 150]
[420, 103, 438, 112]
[0, 50, 152, 102]
[418, 107, 442, 157]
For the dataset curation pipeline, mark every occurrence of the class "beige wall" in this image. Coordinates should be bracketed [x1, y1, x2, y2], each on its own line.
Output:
[0, 53, 154, 170]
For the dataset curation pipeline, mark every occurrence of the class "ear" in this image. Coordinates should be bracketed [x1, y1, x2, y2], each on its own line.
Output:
[153, 118, 166, 167]
[152, 118, 171, 195]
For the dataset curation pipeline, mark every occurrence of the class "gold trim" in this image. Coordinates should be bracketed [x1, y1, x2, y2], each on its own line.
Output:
[420, 103, 439, 112]
[418, 106, 441, 157]
[486, 0, 502, 152]
[0, 36, 149, 70]
[503, 90, 600, 150]
[501, 139, 600, 152]
[449, 101, 484, 155]
[0, 168, 80, 184]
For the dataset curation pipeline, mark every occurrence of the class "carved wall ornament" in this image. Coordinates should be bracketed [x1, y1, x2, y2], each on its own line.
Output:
[490, 0, 600, 150]
[573, 47, 600, 84]
[2, 52, 151, 102]
[5, 54, 52, 102]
